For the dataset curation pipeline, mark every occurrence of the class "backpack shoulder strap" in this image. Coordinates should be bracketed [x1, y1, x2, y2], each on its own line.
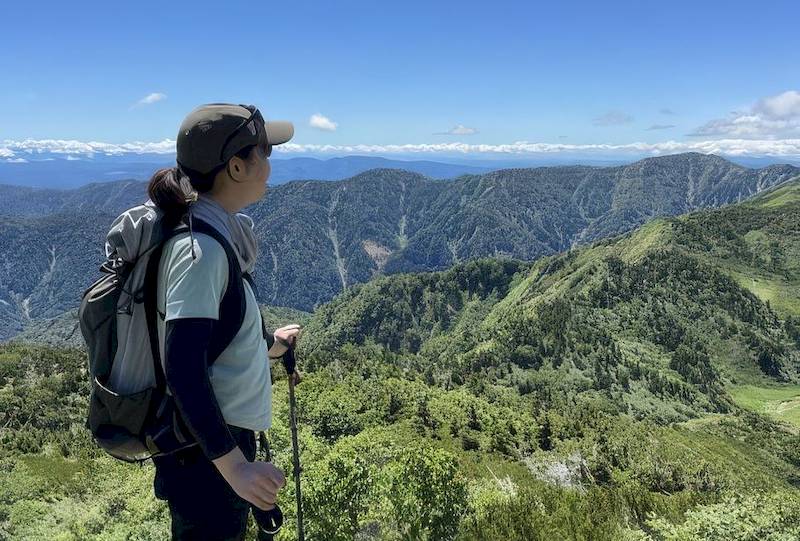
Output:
[143, 219, 190, 390]
[142, 214, 249, 391]
[186, 218, 249, 364]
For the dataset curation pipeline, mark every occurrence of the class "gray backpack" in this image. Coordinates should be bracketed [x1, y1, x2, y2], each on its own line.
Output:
[79, 202, 265, 462]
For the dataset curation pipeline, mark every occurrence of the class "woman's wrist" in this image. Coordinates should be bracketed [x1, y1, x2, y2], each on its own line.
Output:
[268, 343, 286, 359]
[212, 446, 247, 480]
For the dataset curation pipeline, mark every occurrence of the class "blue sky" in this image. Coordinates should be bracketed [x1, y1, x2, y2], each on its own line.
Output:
[1, 0, 799, 161]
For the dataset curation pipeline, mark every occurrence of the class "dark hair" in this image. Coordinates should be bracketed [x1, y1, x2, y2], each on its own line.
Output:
[147, 145, 257, 220]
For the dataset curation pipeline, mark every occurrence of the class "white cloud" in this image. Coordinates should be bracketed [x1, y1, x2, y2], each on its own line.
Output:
[757, 90, 800, 118]
[309, 113, 338, 132]
[276, 138, 800, 158]
[435, 124, 479, 135]
[592, 111, 634, 126]
[3, 137, 800, 160]
[136, 92, 167, 106]
[691, 90, 800, 139]
[6, 157, 27, 163]
[1, 138, 176, 157]
[646, 124, 676, 131]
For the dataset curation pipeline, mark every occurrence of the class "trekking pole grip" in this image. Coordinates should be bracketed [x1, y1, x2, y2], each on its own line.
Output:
[282, 343, 296, 376]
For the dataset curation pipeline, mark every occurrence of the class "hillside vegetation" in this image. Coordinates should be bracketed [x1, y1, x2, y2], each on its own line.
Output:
[1, 178, 800, 539]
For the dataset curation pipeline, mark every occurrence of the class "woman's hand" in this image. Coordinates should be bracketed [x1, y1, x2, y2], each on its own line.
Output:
[269, 323, 303, 359]
[227, 461, 286, 511]
[268, 324, 303, 383]
[275, 323, 302, 347]
[213, 447, 286, 510]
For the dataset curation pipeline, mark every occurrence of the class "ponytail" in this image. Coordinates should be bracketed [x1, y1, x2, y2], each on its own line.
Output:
[147, 167, 195, 220]
[147, 156, 239, 220]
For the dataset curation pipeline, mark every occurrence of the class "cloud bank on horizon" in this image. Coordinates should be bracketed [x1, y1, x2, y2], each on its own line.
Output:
[3, 138, 800, 161]
[3, 90, 800, 162]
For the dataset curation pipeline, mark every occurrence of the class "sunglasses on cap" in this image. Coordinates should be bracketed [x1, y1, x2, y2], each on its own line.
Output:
[219, 105, 272, 163]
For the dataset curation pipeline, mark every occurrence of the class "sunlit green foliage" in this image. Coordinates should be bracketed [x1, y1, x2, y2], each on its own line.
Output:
[2, 178, 800, 539]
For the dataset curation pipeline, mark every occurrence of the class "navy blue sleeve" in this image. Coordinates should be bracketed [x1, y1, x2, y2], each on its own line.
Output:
[164, 317, 237, 460]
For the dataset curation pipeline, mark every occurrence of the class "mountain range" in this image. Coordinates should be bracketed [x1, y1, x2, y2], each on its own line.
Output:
[1, 152, 798, 342]
[0, 155, 491, 189]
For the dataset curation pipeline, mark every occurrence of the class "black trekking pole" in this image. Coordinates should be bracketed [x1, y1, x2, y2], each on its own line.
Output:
[252, 340, 304, 541]
[282, 344, 305, 541]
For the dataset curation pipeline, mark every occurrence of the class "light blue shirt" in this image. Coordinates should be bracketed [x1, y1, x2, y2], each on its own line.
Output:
[156, 231, 272, 431]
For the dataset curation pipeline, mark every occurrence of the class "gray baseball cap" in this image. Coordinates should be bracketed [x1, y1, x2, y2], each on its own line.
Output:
[176, 103, 294, 175]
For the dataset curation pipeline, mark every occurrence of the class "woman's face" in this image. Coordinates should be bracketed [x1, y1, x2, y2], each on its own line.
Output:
[250, 143, 271, 200]
[237, 143, 271, 204]
[219, 142, 273, 211]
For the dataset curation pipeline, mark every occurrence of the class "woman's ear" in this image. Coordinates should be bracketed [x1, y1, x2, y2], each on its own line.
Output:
[227, 157, 246, 183]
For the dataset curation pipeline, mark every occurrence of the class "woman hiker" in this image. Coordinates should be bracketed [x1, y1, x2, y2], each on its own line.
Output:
[146, 103, 302, 540]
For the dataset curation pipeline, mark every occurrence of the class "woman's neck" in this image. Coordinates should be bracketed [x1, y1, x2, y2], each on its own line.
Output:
[202, 190, 240, 215]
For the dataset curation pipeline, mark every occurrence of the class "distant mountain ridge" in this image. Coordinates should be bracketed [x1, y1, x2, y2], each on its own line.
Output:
[1, 152, 798, 341]
[0, 155, 491, 189]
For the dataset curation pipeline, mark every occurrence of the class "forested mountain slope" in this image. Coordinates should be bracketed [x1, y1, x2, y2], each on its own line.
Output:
[2, 153, 797, 344]
[300, 177, 800, 424]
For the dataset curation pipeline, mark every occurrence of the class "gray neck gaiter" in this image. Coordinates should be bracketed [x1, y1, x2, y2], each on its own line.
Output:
[188, 193, 259, 274]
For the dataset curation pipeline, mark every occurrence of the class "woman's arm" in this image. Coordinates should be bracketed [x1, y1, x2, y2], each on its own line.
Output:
[164, 317, 236, 459]
[165, 317, 286, 510]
